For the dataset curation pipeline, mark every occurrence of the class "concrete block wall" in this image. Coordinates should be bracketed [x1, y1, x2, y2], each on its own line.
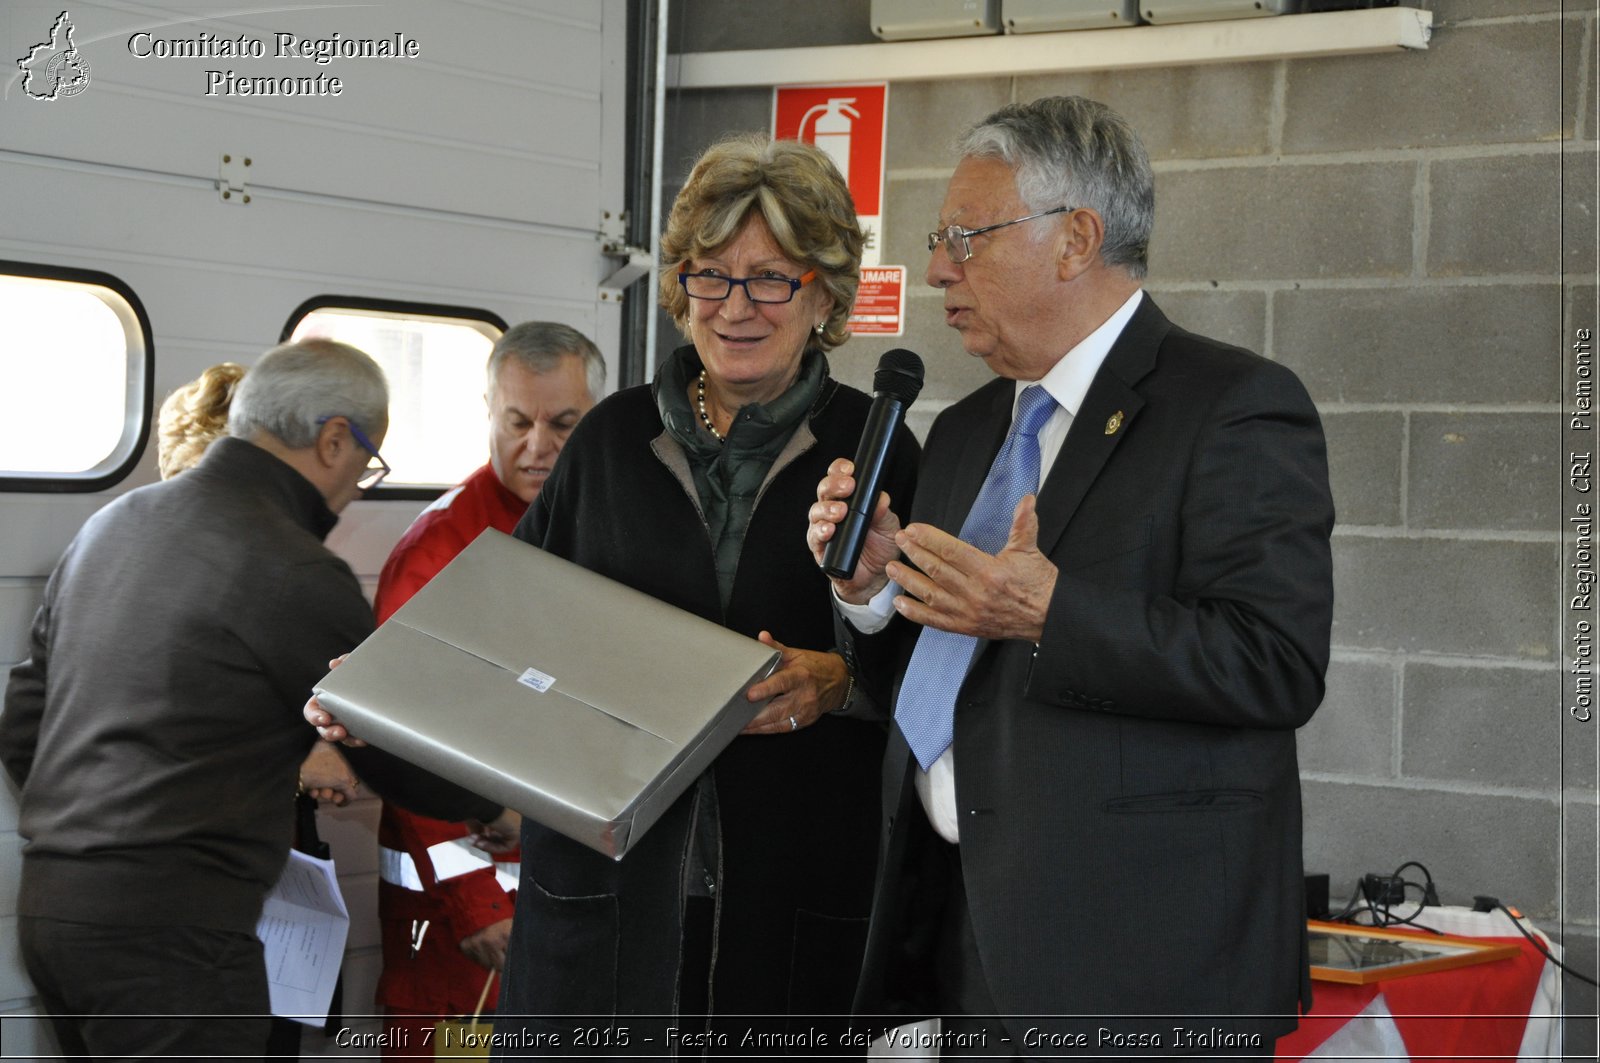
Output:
[664, 0, 1597, 1046]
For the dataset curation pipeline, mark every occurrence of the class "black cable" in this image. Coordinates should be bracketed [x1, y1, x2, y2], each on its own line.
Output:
[1330, 885, 1402, 928]
[1378, 879, 1443, 934]
[1363, 861, 1443, 932]
[1333, 867, 1600, 987]
[1333, 863, 1443, 933]
[1492, 902, 1599, 989]
[1391, 860, 1441, 905]
[1327, 886, 1364, 923]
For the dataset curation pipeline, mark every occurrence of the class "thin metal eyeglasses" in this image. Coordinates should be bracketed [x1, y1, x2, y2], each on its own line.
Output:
[927, 206, 1074, 264]
[316, 414, 390, 491]
[678, 269, 817, 304]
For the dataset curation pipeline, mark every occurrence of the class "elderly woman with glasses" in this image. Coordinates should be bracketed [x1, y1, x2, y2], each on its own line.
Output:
[491, 134, 920, 1046]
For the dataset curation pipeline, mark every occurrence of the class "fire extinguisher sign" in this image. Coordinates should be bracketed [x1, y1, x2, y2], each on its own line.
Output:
[772, 83, 888, 267]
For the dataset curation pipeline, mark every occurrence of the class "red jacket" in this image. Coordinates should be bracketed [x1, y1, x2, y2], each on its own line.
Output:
[372, 463, 526, 1015]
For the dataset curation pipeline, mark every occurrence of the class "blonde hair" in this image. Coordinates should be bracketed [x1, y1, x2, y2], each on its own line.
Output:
[157, 363, 247, 479]
[659, 135, 863, 350]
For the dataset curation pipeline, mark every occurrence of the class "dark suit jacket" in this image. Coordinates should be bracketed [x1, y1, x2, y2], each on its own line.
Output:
[850, 294, 1335, 1046]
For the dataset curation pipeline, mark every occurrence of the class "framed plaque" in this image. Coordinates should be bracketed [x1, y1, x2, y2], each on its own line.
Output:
[1307, 920, 1522, 984]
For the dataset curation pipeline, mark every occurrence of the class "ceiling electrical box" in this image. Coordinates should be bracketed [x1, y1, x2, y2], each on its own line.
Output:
[1003, 1, 1142, 33]
[1142, 0, 1302, 23]
[871, 0, 1002, 40]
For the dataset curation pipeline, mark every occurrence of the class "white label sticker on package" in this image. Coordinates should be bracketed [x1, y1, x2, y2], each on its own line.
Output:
[517, 667, 556, 693]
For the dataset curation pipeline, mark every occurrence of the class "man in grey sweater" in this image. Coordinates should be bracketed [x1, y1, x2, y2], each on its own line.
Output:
[0, 339, 501, 1061]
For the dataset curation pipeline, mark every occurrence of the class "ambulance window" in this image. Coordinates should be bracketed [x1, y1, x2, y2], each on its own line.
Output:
[283, 298, 505, 499]
[0, 263, 152, 492]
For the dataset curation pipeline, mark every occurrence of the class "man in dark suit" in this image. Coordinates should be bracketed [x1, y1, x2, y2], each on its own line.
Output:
[808, 96, 1334, 1057]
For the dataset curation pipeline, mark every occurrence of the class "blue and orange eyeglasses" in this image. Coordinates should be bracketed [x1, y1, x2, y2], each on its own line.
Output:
[678, 269, 817, 304]
[316, 414, 390, 491]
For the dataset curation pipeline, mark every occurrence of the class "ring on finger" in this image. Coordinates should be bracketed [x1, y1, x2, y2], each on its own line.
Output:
[788, 715, 798, 731]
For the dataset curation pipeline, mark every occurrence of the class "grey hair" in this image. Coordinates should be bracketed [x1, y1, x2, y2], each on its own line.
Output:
[957, 96, 1155, 280]
[487, 321, 605, 401]
[227, 338, 388, 448]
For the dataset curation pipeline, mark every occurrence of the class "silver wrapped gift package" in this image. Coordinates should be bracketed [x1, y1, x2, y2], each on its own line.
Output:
[314, 529, 780, 859]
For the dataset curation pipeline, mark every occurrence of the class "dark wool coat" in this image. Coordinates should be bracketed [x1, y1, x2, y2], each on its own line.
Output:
[0, 438, 497, 935]
[493, 353, 919, 1053]
[851, 296, 1334, 1049]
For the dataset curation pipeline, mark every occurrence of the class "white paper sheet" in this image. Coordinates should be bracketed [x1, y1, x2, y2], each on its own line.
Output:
[254, 849, 350, 1026]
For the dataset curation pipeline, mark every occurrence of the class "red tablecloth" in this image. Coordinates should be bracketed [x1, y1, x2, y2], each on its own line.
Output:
[1277, 930, 1550, 1062]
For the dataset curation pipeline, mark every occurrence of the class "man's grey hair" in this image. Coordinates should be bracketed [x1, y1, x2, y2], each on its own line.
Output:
[958, 96, 1155, 280]
[487, 322, 605, 401]
[228, 338, 389, 448]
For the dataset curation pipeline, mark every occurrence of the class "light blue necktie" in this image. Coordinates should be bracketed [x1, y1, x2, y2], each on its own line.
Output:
[894, 384, 1058, 771]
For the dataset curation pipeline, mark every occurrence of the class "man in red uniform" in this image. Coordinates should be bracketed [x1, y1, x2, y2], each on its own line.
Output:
[373, 322, 603, 1053]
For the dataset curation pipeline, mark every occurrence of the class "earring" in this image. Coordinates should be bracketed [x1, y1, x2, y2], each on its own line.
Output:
[814, 322, 825, 335]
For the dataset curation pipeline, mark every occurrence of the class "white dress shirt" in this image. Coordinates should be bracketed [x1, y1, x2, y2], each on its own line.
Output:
[839, 288, 1145, 842]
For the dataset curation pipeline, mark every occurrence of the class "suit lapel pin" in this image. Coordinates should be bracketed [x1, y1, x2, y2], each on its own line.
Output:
[1105, 410, 1124, 436]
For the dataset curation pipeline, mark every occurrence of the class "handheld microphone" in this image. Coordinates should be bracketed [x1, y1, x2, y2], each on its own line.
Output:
[823, 348, 924, 580]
